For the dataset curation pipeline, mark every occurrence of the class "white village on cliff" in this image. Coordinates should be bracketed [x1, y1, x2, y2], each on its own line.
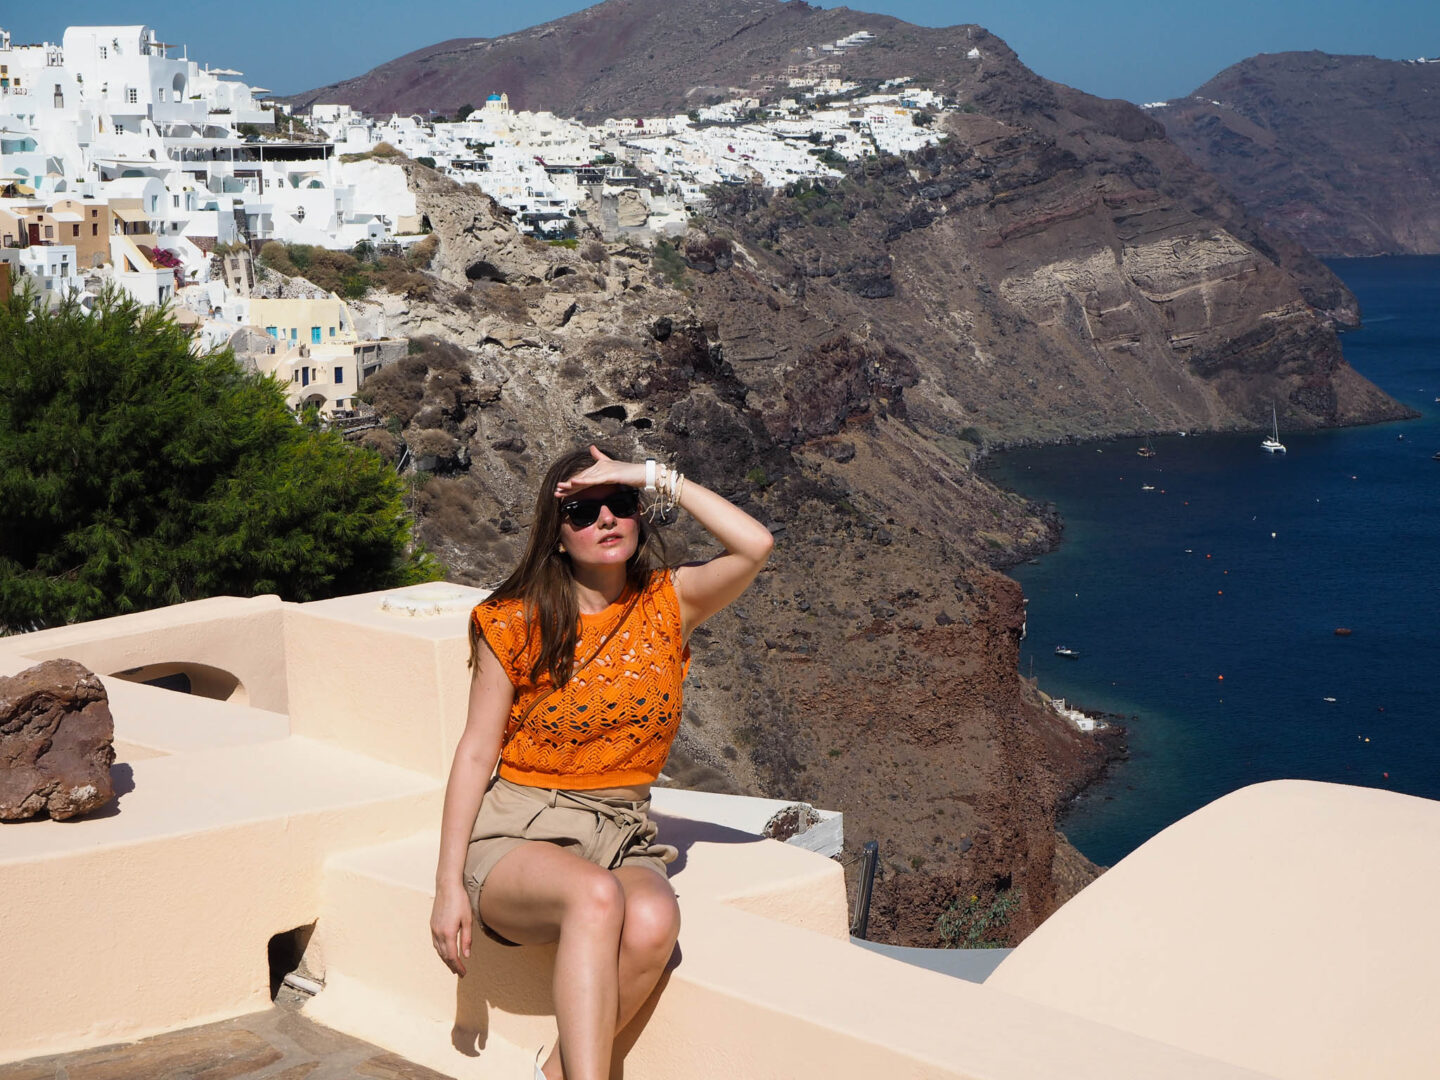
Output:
[0, 22, 945, 418]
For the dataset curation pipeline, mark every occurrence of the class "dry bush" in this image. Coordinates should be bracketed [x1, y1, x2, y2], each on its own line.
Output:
[405, 427, 459, 460]
[257, 241, 295, 275]
[360, 357, 428, 426]
[357, 429, 400, 460]
[581, 241, 607, 264]
[407, 234, 440, 269]
[475, 284, 532, 324]
[414, 477, 490, 547]
[372, 259, 433, 299]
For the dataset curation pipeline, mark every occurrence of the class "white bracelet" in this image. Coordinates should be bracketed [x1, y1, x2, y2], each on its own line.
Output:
[644, 458, 657, 493]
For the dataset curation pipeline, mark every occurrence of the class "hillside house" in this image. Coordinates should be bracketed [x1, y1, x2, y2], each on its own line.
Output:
[244, 296, 405, 417]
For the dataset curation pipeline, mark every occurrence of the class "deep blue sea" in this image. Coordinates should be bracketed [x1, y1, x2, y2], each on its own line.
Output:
[984, 256, 1440, 868]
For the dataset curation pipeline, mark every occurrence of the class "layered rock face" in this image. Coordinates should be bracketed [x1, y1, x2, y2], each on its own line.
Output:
[1155, 52, 1440, 256]
[694, 58, 1407, 448]
[0, 659, 116, 821]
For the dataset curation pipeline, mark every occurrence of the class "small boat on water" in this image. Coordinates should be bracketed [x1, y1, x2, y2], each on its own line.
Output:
[1137, 437, 1157, 458]
[1261, 404, 1286, 454]
[1141, 483, 1155, 491]
[1054, 645, 1080, 659]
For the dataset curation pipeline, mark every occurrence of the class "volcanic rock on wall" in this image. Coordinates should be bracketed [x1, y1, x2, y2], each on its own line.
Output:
[0, 659, 116, 821]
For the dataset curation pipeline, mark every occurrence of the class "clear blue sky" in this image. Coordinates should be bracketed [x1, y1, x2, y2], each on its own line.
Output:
[5, 0, 1438, 104]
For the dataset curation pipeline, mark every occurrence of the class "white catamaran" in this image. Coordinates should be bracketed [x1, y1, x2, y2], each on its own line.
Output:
[1261, 404, 1286, 454]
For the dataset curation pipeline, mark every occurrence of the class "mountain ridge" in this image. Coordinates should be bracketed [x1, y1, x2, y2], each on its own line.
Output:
[288, 0, 997, 120]
[1154, 51, 1440, 256]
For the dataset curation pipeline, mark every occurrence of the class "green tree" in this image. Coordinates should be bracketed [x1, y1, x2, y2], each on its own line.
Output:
[0, 287, 440, 630]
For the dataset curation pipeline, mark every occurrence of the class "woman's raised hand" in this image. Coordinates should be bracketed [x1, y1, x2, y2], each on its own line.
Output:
[553, 445, 645, 497]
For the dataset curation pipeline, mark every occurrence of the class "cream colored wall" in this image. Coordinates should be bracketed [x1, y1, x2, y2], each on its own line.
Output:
[249, 297, 356, 343]
[4, 591, 1437, 1079]
[988, 780, 1440, 1080]
[281, 587, 484, 777]
[2, 594, 290, 713]
[0, 736, 441, 1063]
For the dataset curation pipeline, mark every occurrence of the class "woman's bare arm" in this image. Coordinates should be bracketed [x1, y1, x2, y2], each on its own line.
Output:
[431, 641, 514, 976]
[670, 477, 773, 636]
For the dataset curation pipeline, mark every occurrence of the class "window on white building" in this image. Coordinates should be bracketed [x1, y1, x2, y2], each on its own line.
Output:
[334, 367, 344, 384]
[99, 46, 108, 60]
[127, 88, 138, 105]
[173, 195, 180, 208]
[266, 326, 278, 338]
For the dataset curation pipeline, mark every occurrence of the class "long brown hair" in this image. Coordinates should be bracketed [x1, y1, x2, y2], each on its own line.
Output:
[468, 446, 668, 686]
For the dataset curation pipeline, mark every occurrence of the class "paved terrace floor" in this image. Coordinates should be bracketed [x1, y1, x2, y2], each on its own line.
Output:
[0, 993, 450, 1080]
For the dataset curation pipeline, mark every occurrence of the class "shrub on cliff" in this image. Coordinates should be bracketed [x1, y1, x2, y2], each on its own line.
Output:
[0, 288, 440, 630]
[258, 240, 435, 301]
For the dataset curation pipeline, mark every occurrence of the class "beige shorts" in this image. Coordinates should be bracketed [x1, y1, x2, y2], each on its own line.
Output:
[463, 776, 677, 946]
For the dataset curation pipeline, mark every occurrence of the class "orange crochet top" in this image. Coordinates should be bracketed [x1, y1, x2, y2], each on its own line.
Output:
[472, 570, 691, 790]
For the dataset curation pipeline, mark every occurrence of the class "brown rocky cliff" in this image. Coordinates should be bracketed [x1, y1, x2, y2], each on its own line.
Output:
[336, 165, 1112, 942]
[328, 26, 1412, 942]
[1155, 52, 1440, 257]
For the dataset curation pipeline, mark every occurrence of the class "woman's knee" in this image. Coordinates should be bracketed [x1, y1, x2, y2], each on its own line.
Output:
[563, 866, 627, 933]
[622, 884, 681, 958]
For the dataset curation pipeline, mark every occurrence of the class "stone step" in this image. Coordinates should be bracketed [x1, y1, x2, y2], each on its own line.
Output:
[299, 797, 1256, 1080]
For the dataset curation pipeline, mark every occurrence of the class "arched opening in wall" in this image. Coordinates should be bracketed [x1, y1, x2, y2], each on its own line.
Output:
[171, 72, 186, 102]
[111, 661, 249, 705]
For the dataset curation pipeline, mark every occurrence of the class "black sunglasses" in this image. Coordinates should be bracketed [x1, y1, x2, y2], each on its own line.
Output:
[559, 488, 641, 528]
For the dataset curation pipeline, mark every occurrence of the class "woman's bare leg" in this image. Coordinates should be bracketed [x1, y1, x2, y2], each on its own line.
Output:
[611, 866, 681, 1033]
[479, 842, 626, 1080]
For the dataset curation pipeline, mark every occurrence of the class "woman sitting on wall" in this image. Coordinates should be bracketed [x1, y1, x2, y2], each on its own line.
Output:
[430, 444, 773, 1080]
